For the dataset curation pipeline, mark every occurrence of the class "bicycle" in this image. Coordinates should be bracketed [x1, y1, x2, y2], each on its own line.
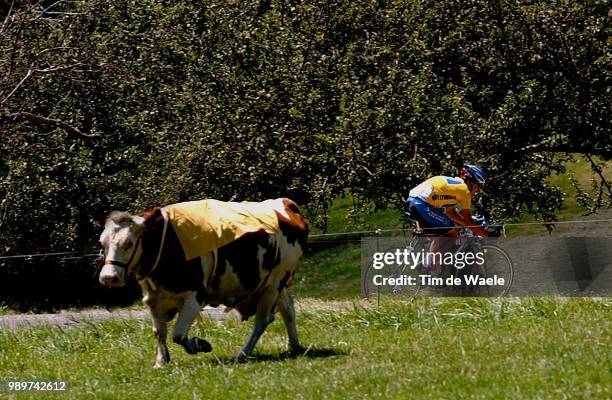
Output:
[362, 219, 513, 299]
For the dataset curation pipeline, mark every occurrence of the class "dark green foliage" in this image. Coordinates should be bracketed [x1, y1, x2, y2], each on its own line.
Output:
[0, 256, 141, 312]
[0, 1, 609, 253]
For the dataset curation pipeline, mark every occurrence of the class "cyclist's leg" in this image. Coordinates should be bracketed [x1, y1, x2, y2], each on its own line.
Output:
[407, 198, 457, 272]
[407, 198, 453, 233]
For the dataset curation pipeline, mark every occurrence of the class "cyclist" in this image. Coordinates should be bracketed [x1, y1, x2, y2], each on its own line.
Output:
[405, 164, 492, 237]
[405, 164, 496, 272]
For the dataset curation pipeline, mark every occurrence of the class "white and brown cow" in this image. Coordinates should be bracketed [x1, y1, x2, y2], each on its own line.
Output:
[98, 198, 308, 367]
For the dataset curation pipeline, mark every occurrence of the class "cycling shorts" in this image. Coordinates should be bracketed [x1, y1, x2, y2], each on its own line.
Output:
[406, 197, 455, 232]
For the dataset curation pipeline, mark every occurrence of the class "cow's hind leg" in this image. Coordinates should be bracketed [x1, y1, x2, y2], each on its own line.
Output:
[277, 288, 302, 354]
[236, 288, 278, 362]
[152, 318, 170, 368]
[172, 293, 212, 355]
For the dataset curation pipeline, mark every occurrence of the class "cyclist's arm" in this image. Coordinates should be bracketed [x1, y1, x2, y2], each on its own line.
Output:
[443, 206, 465, 226]
[462, 209, 489, 237]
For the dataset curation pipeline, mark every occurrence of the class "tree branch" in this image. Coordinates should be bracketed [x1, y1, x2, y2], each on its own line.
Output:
[527, 154, 563, 172]
[0, 0, 15, 36]
[0, 112, 99, 139]
[35, 63, 83, 73]
[519, 142, 575, 154]
[34, 0, 69, 21]
[585, 153, 612, 197]
[1, 63, 84, 105]
[1, 68, 32, 105]
[35, 46, 75, 57]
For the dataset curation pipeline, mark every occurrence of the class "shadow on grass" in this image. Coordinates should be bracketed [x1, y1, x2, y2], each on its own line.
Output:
[212, 347, 346, 365]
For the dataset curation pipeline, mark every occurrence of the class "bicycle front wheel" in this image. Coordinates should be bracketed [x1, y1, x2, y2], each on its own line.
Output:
[473, 244, 514, 297]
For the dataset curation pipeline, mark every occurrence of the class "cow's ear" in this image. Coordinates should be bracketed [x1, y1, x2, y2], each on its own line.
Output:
[142, 207, 163, 229]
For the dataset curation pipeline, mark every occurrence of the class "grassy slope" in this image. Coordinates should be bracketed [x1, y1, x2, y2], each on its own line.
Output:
[294, 244, 362, 299]
[310, 195, 401, 235]
[298, 195, 402, 299]
[507, 157, 612, 236]
[549, 157, 612, 217]
[0, 298, 609, 399]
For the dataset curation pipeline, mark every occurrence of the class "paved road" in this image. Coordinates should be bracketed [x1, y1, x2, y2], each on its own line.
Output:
[0, 300, 354, 332]
[501, 236, 612, 296]
[0, 306, 241, 331]
[361, 215, 612, 297]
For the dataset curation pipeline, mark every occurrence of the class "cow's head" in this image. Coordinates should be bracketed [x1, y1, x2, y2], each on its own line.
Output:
[98, 210, 147, 287]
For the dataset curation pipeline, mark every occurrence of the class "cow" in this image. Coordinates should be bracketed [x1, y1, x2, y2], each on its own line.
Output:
[98, 198, 308, 367]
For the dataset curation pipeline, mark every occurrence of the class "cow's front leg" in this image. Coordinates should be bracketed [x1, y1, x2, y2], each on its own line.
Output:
[172, 293, 212, 355]
[236, 288, 278, 362]
[152, 318, 170, 368]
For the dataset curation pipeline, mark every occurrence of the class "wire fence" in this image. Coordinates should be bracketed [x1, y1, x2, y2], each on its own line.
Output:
[307, 218, 612, 241]
[1, 218, 611, 260]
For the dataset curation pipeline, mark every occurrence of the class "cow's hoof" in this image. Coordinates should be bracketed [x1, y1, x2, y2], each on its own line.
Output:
[176, 336, 213, 355]
[154, 349, 170, 368]
[183, 337, 212, 355]
[288, 344, 306, 356]
[234, 351, 249, 363]
[192, 337, 212, 354]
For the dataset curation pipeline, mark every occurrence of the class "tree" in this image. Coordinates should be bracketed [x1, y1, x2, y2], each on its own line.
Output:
[0, 0, 609, 257]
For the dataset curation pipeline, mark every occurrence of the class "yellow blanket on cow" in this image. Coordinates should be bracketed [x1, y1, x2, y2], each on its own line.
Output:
[164, 199, 281, 260]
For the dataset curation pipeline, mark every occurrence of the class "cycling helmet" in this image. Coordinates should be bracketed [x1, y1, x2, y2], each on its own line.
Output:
[461, 164, 486, 184]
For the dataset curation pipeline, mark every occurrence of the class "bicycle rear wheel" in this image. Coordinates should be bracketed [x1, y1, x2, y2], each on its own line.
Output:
[362, 238, 427, 300]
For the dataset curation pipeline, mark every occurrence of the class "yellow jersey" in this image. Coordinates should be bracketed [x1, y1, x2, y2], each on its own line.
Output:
[409, 176, 471, 209]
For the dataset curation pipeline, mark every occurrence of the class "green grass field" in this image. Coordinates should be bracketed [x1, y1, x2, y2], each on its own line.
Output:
[1, 158, 610, 399]
[1, 298, 610, 399]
